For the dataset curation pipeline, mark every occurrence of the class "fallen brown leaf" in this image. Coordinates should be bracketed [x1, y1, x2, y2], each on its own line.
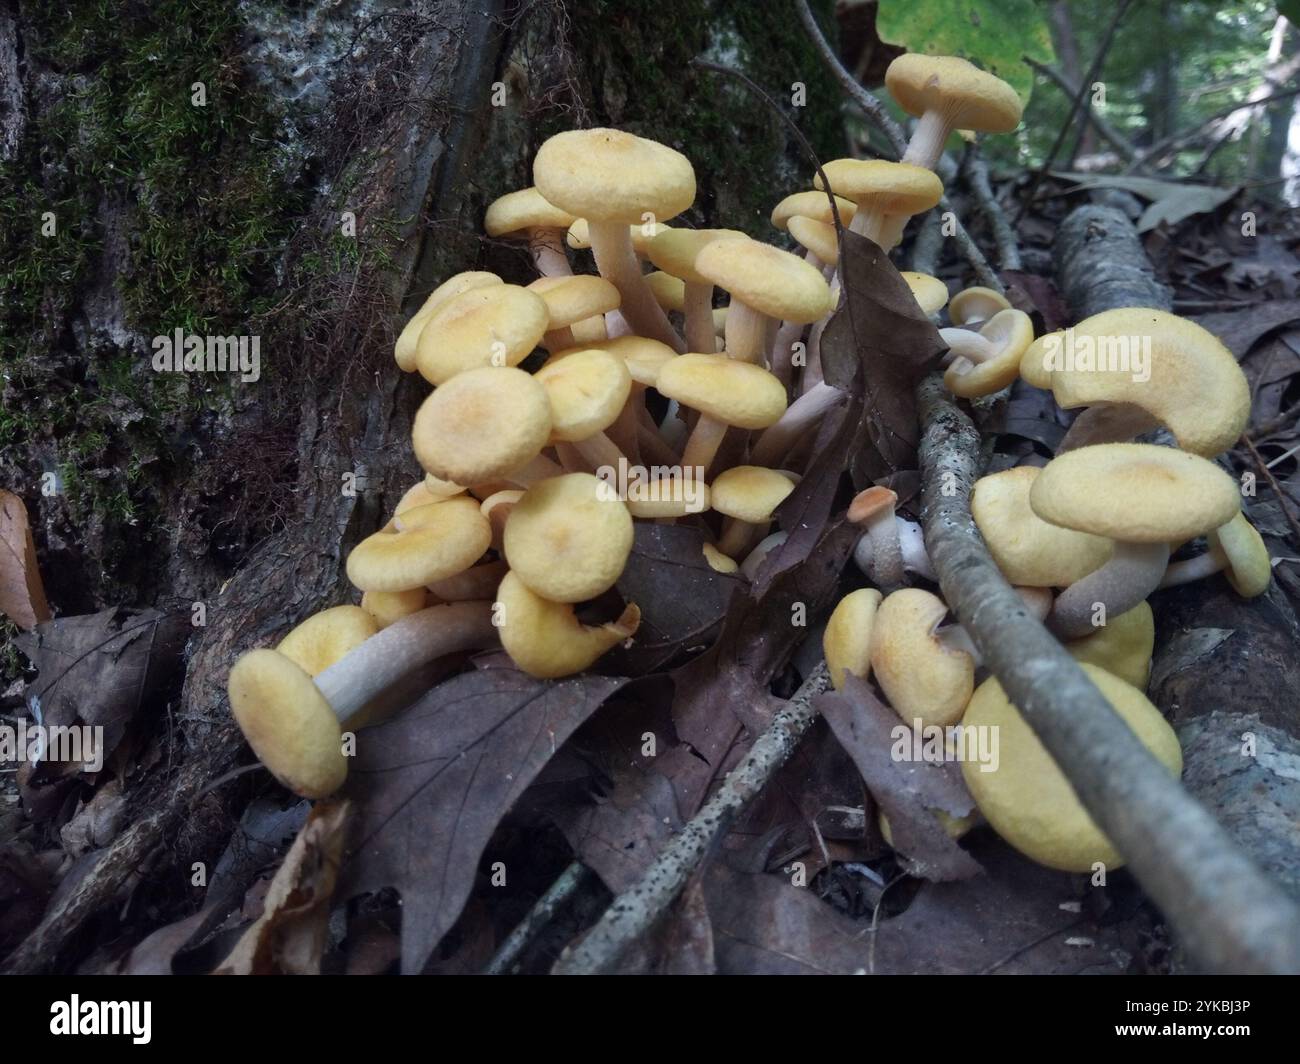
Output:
[0, 490, 50, 630]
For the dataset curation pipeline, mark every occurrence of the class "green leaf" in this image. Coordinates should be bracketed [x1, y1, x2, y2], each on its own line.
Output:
[1051, 172, 1239, 232]
[875, 0, 1056, 105]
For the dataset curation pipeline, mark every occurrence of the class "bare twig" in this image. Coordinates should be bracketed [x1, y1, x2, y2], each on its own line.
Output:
[962, 146, 1022, 271]
[550, 661, 832, 974]
[484, 861, 592, 975]
[793, 0, 1002, 292]
[1025, 58, 1140, 164]
[915, 375, 1300, 974]
[1242, 433, 1300, 551]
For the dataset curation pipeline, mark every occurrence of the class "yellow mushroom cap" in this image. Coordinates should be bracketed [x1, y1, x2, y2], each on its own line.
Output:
[1066, 601, 1155, 689]
[701, 541, 738, 573]
[972, 466, 1112, 587]
[901, 271, 949, 315]
[623, 476, 710, 518]
[1030, 443, 1240, 543]
[695, 238, 832, 324]
[1018, 330, 1061, 389]
[961, 664, 1182, 872]
[415, 284, 549, 385]
[949, 286, 1011, 327]
[394, 271, 502, 373]
[535, 348, 632, 442]
[824, 588, 883, 690]
[1209, 512, 1272, 597]
[412, 366, 553, 485]
[770, 190, 857, 230]
[814, 159, 943, 216]
[277, 605, 378, 677]
[484, 186, 575, 238]
[644, 271, 686, 312]
[347, 497, 491, 592]
[228, 649, 346, 798]
[361, 588, 429, 630]
[504, 473, 634, 603]
[869, 588, 975, 728]
[709, 465, 797, 522]
[886, 54, 1024, 133]
[570, 314, 609, 344]
[553, 335, 677, 387]
[786, 215, 839, 266]
[1048, 309, 1250, 457]
[534, 128, 696, 225]
[565, 219, 668, 253]
[944, 308, 1036, 398]
[496, 570, 640, 678]
[646, 228, 747, 286]
[656, 353, 788, 429]
[527, 274, 621, 330]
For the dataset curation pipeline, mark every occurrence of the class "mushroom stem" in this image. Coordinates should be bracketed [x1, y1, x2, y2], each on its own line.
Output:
[722, 300, 769, 364]
[717, 517, 758, 559]
[1058, 402, 1162, 453]
[1048, 541, 1171, 640]
[507, 452, 567, 487]
[637, 417, 681, 467]
[587, 220, 685, 352]
[770, 319, 806, 388]
[750, 382, 842, 468]
[740, 530, 788, 580]
[848, 205, 888, 246]
[938, 327, 999, 373]
[313, 602, 497, 724]
[680, 415, 729, 477]
[543, 325, 576, 351]
[852, 516, 935, 582]
[901, 109, 953, 171]
[849, 487, 904, 590]
[1158, 548, 1226, 589]
[530, 230, 572, 277]
[683, 281, 717, 352]
[573, 431, 630, 474]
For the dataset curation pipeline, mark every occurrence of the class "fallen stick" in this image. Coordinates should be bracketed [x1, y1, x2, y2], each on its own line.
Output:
[915, 374, 1300, 973]
[484, 861, 592, 975]
[962, 146, 1021, 271]
[550, 662, 831, 975]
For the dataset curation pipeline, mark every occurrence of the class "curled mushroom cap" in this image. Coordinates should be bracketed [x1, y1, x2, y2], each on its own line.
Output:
[496, 570, 640, 678]
[647, 228, 748, 287]
[535, 348, 632, 441]
[786, 215, 839, 266]
[277, 605, 378, 676]
[656, 354, 788, 430]
[1048, 308, 1250, 457]
[961, 664, 1182, 872]
[395, 271, 502, 373]
[709, 465, 797, 523]
[1209, 512, 1272, 597]
[901, 271, 949, 315]
[1018, 330, 1061, 389]
[396, 476, 463, 516]
[886, 54, 1023, 168]
[1030, 444, 1240, 544]
[941, 308, 1035, 397]
[361, 588, 428, 630]
[484, 187, 575, 239]
[534, 128, 696, 224]
[971, 466, 1112, 587]
[869, 588, 975, 728]
[503, 472, 634, 603]
[347, 497, 491, 592]
[824, 588, 883, 690]
[949, 286, 1011, 328]
[412, 366, 553, 485]
[527, 274, 621, 330]
[415, 284, 550, 385]
[1066, 600, 1155, 689]
[229, 650, 348, 798]
[696, 238, 832, 326]
[770, 190, 857, 230]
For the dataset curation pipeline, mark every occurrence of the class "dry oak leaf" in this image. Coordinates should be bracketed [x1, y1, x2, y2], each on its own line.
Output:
[0, 490, 50, 630]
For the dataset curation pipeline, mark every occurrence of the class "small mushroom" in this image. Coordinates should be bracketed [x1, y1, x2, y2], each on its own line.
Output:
[849, 487, 934, 585]
[823, 588, 883, 690]
[1066, 601, 1155, 689]
[503, 472, 634, 603]
[814, 158, 943, 249]
[939, 308, 1035, 397]
[1029, 443, 1241, 639]
[770, 190, 857, 231]
[1158, 512, 1272, 598]
[277, 605, 378, 676]
[527, 274, 621, 351]
[709, 465, 798, 557]
[361, 588, 429, 630]
[484, 187, 576, 277]
[885, 54, 1023, 171]
[495, 571, 640, 679]
[347, 497, 492, 593]
[948, 286, 1011, 329]
[961, 664, 1182, 872]
[646, 227, 748, 353]
[535, 348, 634, 471]
[227, 602, 498, 797]
[901, 271, 949, 316]
[656, 353, 788, 477]
[394, 271, 502, 373]
[869, 588, 975, 728]
[414, 284, 550, 385]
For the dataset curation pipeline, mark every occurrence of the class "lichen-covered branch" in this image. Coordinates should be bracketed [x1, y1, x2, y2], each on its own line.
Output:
[962, 146, 1021, 271]
[551, 661, 831, 975]
[916, 375, 1300, 974]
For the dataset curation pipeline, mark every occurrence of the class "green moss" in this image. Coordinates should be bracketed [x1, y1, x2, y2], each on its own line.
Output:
[0, 0, 308, 594]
